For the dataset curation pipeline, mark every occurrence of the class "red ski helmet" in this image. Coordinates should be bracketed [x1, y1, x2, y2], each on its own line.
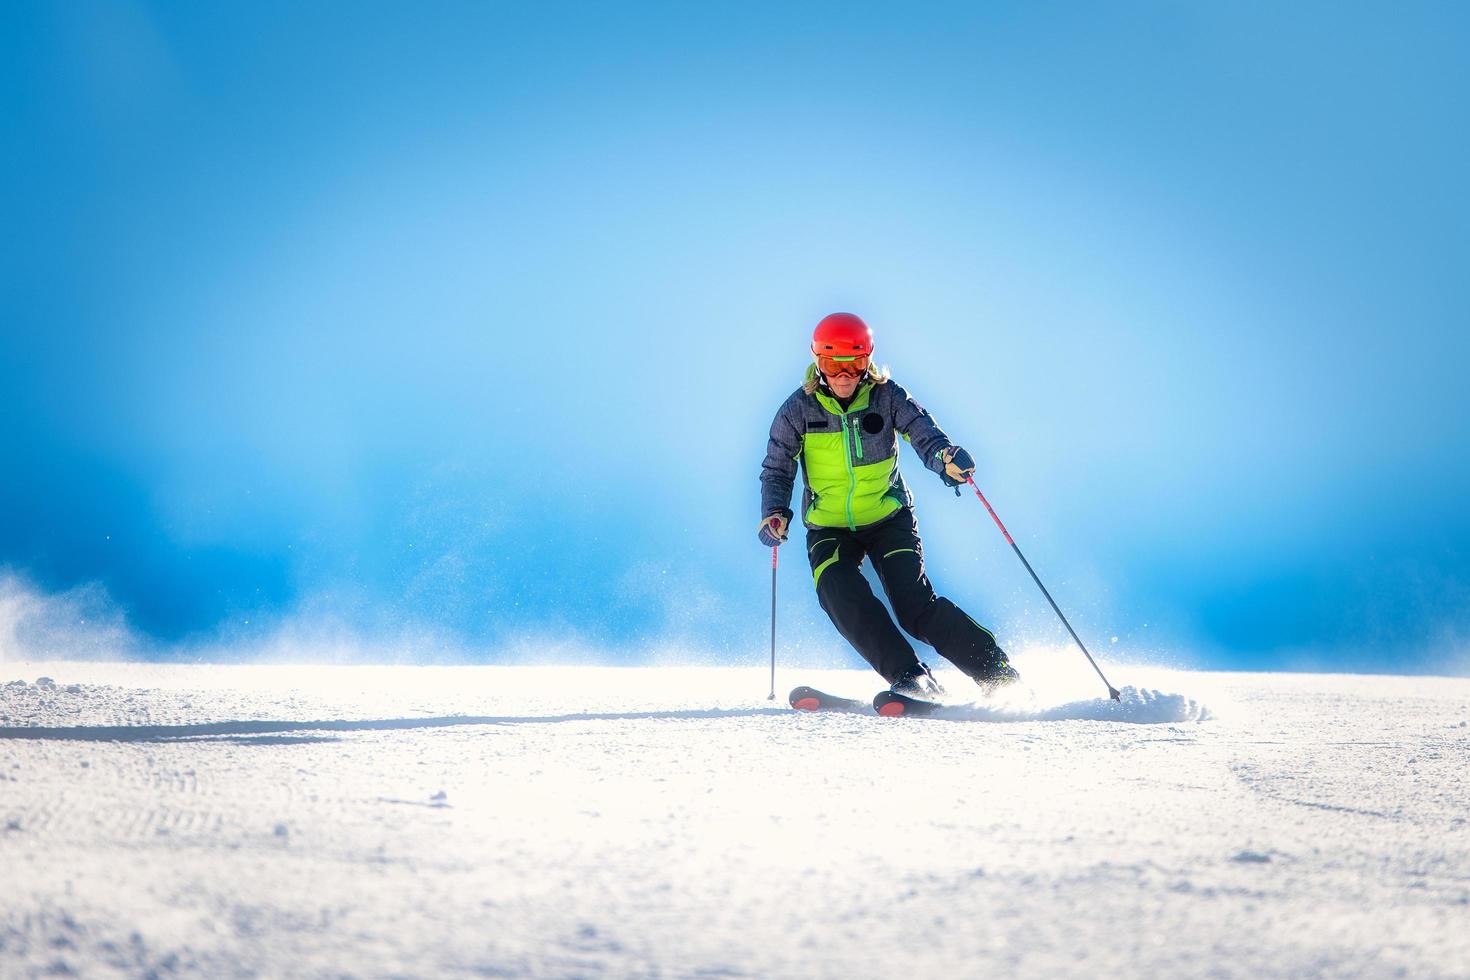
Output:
[810, 312, 873, 359]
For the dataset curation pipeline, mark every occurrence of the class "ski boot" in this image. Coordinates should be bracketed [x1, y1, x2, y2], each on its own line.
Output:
[890, 661, 944, 700]
[972, 658, 1022, 697]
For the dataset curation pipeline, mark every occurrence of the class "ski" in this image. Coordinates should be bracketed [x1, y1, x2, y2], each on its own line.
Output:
[872, 690, 943, 717]
[788, 686, 872, 713]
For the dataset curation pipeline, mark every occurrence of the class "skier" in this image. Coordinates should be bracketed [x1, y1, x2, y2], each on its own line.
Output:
[758, 312, 1020, 699]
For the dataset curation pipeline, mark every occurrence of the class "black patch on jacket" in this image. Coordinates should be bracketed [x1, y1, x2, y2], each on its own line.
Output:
[806, 417, 831, 430]
[862, 413, 885, 434]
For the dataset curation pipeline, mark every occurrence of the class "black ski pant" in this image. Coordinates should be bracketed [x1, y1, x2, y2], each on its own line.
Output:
[806, 507, 1008, 685]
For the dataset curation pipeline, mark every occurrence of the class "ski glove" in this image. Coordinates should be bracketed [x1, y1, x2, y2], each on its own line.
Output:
[758, 512, 790, 548]
[939, 446, 976, 488]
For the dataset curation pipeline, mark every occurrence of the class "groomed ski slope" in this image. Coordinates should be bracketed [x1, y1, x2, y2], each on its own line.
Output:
[1, 659, 1467, 978]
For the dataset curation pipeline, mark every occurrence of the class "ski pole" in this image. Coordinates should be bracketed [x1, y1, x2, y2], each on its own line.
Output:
[768, 545, 778, 700]
[965, 477, 1121, 701]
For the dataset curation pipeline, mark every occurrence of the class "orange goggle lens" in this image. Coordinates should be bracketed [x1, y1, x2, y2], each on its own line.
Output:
[817, 354, 869, 377]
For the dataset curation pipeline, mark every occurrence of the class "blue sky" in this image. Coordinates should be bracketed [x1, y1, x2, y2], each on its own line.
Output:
[3, 1, 1467, 672]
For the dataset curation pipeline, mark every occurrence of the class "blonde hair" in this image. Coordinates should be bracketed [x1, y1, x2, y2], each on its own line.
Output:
[803, 361, 889, 395]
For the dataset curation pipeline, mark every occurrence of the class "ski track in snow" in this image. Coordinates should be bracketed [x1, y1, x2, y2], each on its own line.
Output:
[0, 662, 1467, 978]
[925, 684, 1212, 724]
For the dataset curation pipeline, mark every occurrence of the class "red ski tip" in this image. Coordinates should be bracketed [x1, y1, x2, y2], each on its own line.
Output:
[793, 697, 821, 711]
[877, 701, 906, 717]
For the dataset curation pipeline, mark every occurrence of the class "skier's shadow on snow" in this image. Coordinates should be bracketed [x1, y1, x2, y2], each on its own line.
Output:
[0, 708, 789, 743]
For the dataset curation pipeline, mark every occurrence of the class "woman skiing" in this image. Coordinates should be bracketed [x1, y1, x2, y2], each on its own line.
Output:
[758, 312, 1019, 699]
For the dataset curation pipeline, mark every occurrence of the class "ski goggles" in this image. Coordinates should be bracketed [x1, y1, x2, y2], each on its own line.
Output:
[816, 354, 870, 378]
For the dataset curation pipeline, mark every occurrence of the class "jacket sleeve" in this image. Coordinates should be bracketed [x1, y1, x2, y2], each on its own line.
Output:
[890, 381, 955, 480]
[759, 396, 802, 519]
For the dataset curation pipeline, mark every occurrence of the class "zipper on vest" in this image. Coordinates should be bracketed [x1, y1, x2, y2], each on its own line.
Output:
[840, 413, 856, 530]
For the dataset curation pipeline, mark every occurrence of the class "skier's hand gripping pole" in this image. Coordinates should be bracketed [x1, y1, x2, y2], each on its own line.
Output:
[757, 513, 789, 548]
[964, 477, 1122, 701]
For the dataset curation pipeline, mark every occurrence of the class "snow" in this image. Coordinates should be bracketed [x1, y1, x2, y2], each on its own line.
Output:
[1, 661, 1468, 978]
[905, 683, 1212, 724]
